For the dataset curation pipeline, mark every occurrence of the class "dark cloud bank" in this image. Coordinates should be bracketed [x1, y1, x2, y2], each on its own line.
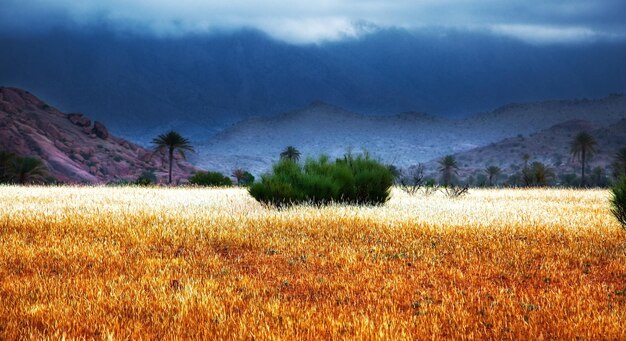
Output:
[0, 1, 625, 141]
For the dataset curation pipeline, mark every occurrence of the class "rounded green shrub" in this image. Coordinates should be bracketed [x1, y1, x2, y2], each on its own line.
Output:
[134, 170, 157, 186]
[610, 176, 626, 229]
[248, 154, 393, 207]
[189, 171, 232, 186]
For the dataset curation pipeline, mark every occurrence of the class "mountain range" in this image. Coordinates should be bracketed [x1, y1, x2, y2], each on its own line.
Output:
[193, 94, 626, 176]
[1, 28, 625, 142]
[1, 87, 625, 183]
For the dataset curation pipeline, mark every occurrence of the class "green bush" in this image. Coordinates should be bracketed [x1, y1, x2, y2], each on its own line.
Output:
[189, 171, 232, 186]
[248, 154, 393, 207]
[134, 170, 157, 186]
[240, 171, 255, 186]
[610, 176, 626, 229]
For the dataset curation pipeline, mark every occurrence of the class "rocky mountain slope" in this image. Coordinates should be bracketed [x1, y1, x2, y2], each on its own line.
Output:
[423, 119, 626, 179]
[193, 94, 626, 176]
[0, 87, 197, 184]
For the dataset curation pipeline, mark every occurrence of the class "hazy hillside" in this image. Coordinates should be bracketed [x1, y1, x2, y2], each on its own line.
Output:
[0, 87, 196, 183]
[1, 28, 625, 142]
[193, 94, 626, 176]
[424, 119, 626, 180]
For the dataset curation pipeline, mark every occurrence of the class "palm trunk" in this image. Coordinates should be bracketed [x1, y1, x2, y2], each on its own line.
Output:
[581, 149, 586, 187]
[168, 148, 174, 184]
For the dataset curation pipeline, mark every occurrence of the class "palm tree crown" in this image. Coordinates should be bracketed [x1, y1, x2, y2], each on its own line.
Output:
[280, 146, 301, 162]
[485, 166, 501, 186]
[9, 156, 48, 184]
[570, 132, 597, 186]
[152, 130, 195, 184]
[438, 155, 459, 186]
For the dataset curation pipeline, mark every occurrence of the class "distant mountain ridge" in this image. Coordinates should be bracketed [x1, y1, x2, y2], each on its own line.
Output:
[193, 94, 626, 176]
[0, 87, 197, 183]
[2, 86, 625, 183]
[1, 28, 625, 142]
[425, 118, 626, 180]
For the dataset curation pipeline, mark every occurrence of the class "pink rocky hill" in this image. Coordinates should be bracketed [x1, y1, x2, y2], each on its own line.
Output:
[0, 87, 199, 184]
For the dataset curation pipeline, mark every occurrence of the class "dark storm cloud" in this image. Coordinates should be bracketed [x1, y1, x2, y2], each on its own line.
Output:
[1, 0, 625, 43]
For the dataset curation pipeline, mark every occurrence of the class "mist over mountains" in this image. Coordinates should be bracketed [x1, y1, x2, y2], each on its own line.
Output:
[1, 27, 625, 142]
[193, 95, 626, 176]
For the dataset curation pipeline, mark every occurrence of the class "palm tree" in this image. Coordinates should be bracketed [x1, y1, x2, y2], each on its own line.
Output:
[485, 166, 501, 187]
[438, 155, 459, 187]
[522, 153, 532, 187]
[531, 162, 555, 186]
[152, 130, 195, 184]
[614, 147, 626, 177]
[8, 156, 48, 184]
[280, 146, 301, 162]
[570, 132, 597, 187]
[232, 168, 246, 186]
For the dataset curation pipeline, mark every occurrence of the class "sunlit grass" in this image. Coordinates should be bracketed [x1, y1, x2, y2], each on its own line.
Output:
[1, 186, 624, 339]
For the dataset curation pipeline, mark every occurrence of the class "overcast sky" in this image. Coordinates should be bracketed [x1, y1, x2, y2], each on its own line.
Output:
[1, 0, 625, 44]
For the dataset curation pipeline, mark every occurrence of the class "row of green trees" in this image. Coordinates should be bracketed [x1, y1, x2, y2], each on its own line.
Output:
[427, 132, 626, 188]
[3, 129, 624, 189]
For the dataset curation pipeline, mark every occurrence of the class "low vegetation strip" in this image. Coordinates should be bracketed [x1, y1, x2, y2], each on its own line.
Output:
[0, 186, 624, 339]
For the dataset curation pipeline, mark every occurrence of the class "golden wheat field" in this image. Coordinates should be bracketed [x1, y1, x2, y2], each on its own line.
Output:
[0, 186, 625, 339]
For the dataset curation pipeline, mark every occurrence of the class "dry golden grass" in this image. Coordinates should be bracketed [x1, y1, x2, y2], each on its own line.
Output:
[0, 186, 625, 339]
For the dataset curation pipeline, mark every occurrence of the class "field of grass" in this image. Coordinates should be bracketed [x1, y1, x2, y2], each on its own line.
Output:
[1, 186, 625, 339]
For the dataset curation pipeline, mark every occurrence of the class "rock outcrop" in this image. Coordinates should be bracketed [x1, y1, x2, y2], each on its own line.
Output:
[0, 87, 199, 184]
[92, 121, 109, 139]
[67, 113, 91, 127]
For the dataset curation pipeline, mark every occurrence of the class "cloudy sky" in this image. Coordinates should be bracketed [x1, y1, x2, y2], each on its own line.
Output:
[1, 0, 625, 44]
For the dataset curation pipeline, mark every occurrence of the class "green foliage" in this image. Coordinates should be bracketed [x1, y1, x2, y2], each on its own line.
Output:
[558, 173, 580, 187]
[232, 168, 255, 186]
[280, 146, 301, 162]
[152, 130, 194, 184]
[240, 171, 255, 186]
[570, 131, 597, 186]
[613, 147, 626, 179]
[249, 154, 393, 207]
[134, 170, 157, 186]
[590, 166, 610, 188]
[438, 155, 459, 186]
[0, 151, 16, 183]
[610, 176, 626, 229]
[189, 171, 232, 187]
[485, 165, 501, 186]
[0, 151, 49, 184]
[530, 162, 555, 186]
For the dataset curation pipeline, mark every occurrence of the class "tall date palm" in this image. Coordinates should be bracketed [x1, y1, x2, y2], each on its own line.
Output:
[570, 132, 597, 187]
[485, 165, 501, 187]
[152, 130, 194, 184]
[438, 155, 459, 187]
[280, 146, 301, 162]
